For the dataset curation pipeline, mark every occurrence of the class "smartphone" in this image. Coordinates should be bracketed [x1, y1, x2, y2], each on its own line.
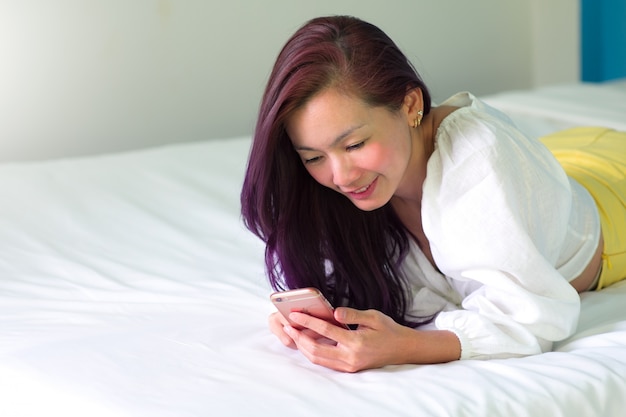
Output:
[270, 287, 349, 329]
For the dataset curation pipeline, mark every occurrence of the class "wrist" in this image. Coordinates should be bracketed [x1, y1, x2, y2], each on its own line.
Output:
[400, 328, 461, 364]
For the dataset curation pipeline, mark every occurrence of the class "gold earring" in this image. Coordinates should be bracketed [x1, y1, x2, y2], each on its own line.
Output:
[413, 110, 423, 128]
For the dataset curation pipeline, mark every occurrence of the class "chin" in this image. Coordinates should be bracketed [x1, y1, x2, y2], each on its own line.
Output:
[350, 198, 386, 212]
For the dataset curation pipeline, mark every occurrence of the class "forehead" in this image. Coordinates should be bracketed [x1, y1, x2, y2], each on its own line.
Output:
[286, 89, 371, 146]
[294, 88, 366, 123]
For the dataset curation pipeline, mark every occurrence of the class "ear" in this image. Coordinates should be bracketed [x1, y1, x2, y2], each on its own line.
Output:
[403, 88, 424, 122]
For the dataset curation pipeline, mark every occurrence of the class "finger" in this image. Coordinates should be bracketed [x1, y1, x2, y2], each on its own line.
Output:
[271, 311, 291, 326]
[284, 325, 352, 371]
[288, 312, 348, 342]
[334, 307, 382, 328]
[301, 328, 333, 342]
[268, 313, 296, 349]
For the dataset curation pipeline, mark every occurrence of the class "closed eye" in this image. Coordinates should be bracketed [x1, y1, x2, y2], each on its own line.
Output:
[346, 141, 365, 151]
[303, 155, 322, 164]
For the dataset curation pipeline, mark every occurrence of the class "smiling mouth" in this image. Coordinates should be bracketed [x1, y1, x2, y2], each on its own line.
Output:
[353, 183, 372, 194]
[345, 177, 377, 197]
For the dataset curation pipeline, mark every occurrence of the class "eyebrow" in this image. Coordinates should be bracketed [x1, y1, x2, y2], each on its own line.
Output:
[293, 124, 365, 151]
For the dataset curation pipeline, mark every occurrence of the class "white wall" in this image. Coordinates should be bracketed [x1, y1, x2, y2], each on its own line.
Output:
[529, 0, 580, 86]
[0, 0, 576, 162]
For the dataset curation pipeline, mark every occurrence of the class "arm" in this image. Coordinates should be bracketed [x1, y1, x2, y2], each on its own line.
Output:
[283, 307, 460, 372]
[422, 105, 581, 359]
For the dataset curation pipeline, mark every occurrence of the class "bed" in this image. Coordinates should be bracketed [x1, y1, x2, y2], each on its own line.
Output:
[2, 81, 626, 417]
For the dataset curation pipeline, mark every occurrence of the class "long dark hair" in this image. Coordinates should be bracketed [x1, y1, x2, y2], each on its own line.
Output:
[240, 16, 432, 326]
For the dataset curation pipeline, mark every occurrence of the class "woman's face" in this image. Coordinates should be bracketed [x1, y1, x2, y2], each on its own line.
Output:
[286, 88, 415, 211]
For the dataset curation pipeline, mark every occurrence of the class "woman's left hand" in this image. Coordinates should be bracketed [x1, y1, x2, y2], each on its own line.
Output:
[283, 307, 459, 372]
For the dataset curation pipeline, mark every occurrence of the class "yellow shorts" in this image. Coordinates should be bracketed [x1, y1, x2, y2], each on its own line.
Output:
[541, 127, 626, 290]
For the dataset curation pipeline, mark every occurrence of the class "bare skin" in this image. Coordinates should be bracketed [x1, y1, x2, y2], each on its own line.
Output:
[570, 233, 604, 292]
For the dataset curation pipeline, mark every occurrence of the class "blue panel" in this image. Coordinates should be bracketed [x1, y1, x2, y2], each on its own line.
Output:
[581, 0, 626, 82]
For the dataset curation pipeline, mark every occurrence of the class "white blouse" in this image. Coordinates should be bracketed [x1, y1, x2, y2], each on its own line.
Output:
[403, 92, 600, 360]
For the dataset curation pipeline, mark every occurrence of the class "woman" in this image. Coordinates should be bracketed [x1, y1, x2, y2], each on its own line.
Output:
[240, 15, 626, 372]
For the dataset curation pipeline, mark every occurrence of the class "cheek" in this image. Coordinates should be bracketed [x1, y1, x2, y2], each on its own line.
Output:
[363, 142, 401, 172]
[305, 165, 334, 188]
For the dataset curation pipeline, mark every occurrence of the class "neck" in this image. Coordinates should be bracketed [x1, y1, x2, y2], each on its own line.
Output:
[393, 105, 459, 207]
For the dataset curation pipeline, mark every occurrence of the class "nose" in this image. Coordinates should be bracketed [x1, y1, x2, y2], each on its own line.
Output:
[330, 156, 360, 189]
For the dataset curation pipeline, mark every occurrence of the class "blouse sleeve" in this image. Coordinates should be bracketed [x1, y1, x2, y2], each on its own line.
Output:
[422, 106, 581, 360]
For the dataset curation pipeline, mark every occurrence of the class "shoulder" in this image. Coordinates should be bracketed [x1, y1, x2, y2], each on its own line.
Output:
[425, 91, 569, 198]
[436, 92, 518, 137]
[428, 109, 516, 184]
[437, 91, 515, 124]
[425, 98, 569, 203]
[436, 93, 518, 146]
[431, 93, 558, 175]
[422, 96, 573, 275]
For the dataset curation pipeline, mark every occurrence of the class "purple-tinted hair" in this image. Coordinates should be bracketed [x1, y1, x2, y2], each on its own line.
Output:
[240, 16, 432, 326]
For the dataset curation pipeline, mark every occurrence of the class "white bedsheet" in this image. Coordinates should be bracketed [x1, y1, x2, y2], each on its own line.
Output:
[482, 79, 626, 139]
[1, 82, 626, 417]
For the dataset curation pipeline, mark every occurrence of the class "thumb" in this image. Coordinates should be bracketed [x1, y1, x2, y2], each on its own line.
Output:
[334, 307, 378, 327]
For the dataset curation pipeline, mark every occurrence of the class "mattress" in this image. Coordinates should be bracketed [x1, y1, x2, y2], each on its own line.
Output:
[481, 79, 626, 138]
[1, 81, 626, 417]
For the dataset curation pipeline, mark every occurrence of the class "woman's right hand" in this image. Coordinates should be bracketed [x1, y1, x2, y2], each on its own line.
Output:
[269, 312, 339, 349]
[268, 311, 297, 349]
